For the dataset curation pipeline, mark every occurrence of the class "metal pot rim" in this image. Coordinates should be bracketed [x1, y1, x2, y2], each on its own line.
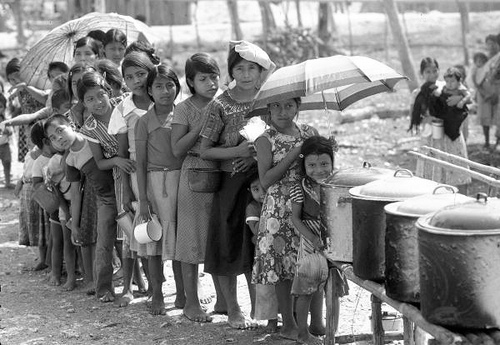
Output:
[416, 215, 500, 236]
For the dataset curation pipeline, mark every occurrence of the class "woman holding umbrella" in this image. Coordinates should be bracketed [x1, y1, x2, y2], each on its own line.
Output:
[199, 41, 275, 329]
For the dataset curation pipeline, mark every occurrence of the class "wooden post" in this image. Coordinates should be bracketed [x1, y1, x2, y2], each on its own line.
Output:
[10, 0, 26, 46]
[382, 0, 419, 92]
[456, 0, 470, 66]
[325, 267, 337, 345]
[258, 1, 276, 45]
[372, 295, 385, 345]
[404, 316, 415, 345]
[295, 0, 303, 27]
[317, 1, 337, 56]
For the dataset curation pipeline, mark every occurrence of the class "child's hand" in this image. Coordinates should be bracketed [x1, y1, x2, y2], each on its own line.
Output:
[312, 236, 325, 251]
[115, 157, 136, 174]
[14, 180, 22, 198]
[71, 225, 82, 246]
[9, 82, 27, 98]
[137, 200, 152, 224]
[432, 89, 441, 97]
[232, 157, 255, 173]
[236, 140, 256, 158]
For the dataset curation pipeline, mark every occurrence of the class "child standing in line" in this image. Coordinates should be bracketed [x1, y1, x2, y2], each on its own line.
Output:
[44, 114, 117, 302]
[103, 29, 127, 67]
[135, 64, 183, 315]
[30, 122, 58, 279]
[246, 175, 278, 332]
[0, 93, 14, 188]
[290, 136, 348, 345]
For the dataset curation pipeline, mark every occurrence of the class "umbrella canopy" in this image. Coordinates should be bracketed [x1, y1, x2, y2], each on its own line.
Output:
[248, 55, 407, 117]
[20, 12, 160, 90]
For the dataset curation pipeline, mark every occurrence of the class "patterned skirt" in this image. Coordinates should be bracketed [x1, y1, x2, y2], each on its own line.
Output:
[19, 183, 39, 246]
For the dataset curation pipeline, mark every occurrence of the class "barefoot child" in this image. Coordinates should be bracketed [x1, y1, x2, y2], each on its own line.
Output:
[0, 93, 14, 188]
[246, 175, 278, 332]
[44, 114, 117, 302]
[291, 136, 349, 345]
[135, 64, 182, 315]
[30, 122, 58, 279]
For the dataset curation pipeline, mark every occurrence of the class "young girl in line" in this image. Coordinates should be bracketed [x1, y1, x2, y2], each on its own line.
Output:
[73, 36, 101, 65]
[290, 136, 348, 345]
[108, 51, 156, 308]
[135, 64, 182, 315]
[44, 114, 117, 302]
[171, 52, 220, 323]
[30, 122, 58, 282]
[103, 29, 127, 67]
[67, 63, 97, 128]
[252, 97, 318, 340]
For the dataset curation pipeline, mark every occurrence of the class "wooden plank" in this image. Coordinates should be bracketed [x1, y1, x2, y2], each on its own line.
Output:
[420, 146, 500, 177]
[336, 333, 404, 344]
[409, 151, 500, 189]
[335, 264, 467, 345]
[164, 0, 498, 3]
[404, 317, 415, 345]
[372, 295, 385, 345]
[325, 267, 336, 345]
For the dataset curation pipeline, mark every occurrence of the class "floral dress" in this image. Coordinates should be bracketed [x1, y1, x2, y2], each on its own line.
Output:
[252, 123, 316, 285]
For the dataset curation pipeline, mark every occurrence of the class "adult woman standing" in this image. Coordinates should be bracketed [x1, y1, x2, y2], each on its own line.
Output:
[200, 41, 275, 329]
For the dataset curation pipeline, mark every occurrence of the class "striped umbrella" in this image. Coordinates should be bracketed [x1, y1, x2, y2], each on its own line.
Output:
[20, 12, 160, 90]
[247, 55, 407, 117]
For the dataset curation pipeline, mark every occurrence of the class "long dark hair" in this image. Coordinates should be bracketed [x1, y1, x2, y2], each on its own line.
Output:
[67, 62, 97, 101]
[146, 64, 181, 101]
[185, 53, 220, 94]
[74, 36, 101, 57]
[419, 57, 439, 75]
[299, 135, 334, 175]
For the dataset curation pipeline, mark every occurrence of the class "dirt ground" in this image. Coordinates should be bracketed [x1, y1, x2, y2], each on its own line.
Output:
[1, 110, 497, 345]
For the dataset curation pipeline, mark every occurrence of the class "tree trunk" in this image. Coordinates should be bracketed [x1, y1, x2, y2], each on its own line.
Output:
[382, 0, 419, 92]
[258, 1, 276, 44]
[457, 0, 470, 66]
[10, 0, 25, 46]
[317, 2, 336, 57]
[227, 0, 243, 40]
[295, 0, 302, 27]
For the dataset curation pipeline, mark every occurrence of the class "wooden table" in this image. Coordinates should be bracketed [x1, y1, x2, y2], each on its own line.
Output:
[324, 263, 500, 345]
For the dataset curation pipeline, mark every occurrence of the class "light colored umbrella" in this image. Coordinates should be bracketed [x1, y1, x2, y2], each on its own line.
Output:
[248, 55, 407, 117]
[20, 12, 160, 90]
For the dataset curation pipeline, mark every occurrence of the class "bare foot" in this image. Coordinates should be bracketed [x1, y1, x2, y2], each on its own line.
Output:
[227, 309, 258, 330]
[183, 303, 213, 323]
[174, 294, 186, 309]
[49, 274, 61, 286]
[114, 291, 134, 308]
[213, 298, 227, 315]
[309, 324, 326, 337]
[198, 284, 213, 305]
[32, 262, 48, 271]
[98, 291, 115, 303]
[150, 293, 166, 315]
[296, 333, 323, 345]
[279, 326, 299, 341]
[264, 319, 279, 333]
[62, 279, 76, 291]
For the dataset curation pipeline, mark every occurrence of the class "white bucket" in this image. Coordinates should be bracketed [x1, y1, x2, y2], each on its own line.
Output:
[134, 214, 162, 244]
[116, 211, 134, 239]
[432, 119, 444, 140]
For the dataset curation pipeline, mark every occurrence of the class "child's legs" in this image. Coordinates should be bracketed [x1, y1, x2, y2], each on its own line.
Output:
[81, 245, 95, 285]
[172, 260, 185, 308]
[211, 274, 227, 313]
[1, 156, 11, 185]
[275, 280, 298, 336]
[148, 255, 165, 315]
[94, 197, 117, 297]
[62, 222, 76, 290]
[50, 219, 63, 284]
[309, 289, 326, 335]
[295, 294, 314, 339]
[244, 271, 256, 318]
[181, 262, 200, 306]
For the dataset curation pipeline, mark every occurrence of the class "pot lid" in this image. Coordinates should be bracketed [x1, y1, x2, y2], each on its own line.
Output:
[349, 169, 439, 201]
[417, 194, 500, 233]
[384, 185, 473, 217]
[323, 162, 394, 188]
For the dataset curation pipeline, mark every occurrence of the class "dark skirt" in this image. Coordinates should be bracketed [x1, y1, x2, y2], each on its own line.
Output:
[204, 170, 255, 276]
[79, 179, 98, 246]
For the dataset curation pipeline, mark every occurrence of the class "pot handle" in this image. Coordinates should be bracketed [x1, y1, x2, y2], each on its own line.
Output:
[362, 161, 372, 169]
[432, 184, 458, 195]
[476, 192, 488, 204]
[393, 169, 413, 178]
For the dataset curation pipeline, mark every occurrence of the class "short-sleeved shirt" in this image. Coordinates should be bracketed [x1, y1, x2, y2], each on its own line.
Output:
[245, 200, 262, 225]
[31, 155, 51, 179]
[200, 90, 252, 171]
[65, 137, 93, 171]
[108, 94, 151, 156]
[79, 114, 118, 158]
[135, 107, 182, 171]
[23, 149, 38, 179]
[171, 97, 205, 155]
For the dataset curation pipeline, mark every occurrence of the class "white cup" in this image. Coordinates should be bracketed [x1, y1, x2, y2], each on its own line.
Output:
[432, 119, 444, 140]
[134, 214, 162, 244]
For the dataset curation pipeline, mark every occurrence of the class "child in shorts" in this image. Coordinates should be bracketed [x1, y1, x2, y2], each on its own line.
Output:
[246, 175, 278, 332]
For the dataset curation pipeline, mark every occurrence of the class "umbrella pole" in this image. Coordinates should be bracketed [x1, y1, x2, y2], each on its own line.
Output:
[321, 91, 339, 153]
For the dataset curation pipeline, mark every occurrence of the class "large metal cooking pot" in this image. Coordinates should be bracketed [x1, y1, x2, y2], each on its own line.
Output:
[384, 185, 472, 303]
[320, 162, 394, 262]
[349, 169, 438, 282]
[416, 194, 500, 329]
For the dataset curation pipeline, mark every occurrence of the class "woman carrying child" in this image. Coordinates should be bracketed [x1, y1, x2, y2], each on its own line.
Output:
[252, 97, 318, 341]
[135, 64, 182, 315]
[171, 53, 220, 322]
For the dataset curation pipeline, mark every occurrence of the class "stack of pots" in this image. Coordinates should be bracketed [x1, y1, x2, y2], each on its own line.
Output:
[416, 194, 500, 329]
[383, 185, 473, 303]
[320, 162, 394, 262]
[349, 169, 439, 282]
